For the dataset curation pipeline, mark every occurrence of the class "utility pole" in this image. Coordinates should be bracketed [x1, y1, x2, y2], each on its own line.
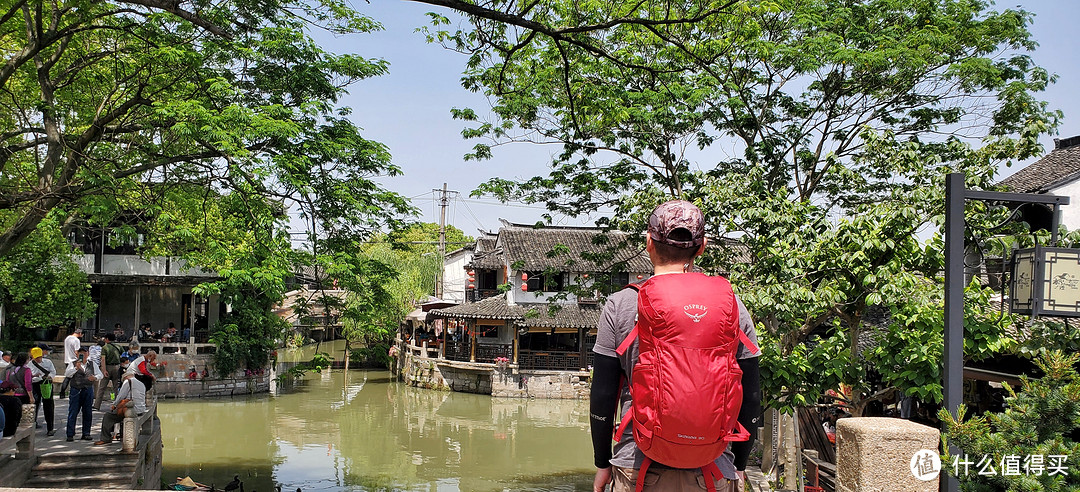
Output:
[436, 183, 450, 298]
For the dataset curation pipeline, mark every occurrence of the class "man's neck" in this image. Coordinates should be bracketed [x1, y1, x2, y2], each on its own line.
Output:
[652, 262, 691, 275]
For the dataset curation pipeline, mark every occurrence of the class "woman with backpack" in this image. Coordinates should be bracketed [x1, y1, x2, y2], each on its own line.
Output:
[0, 351, 34, 437]
[4, 352, 34, 405]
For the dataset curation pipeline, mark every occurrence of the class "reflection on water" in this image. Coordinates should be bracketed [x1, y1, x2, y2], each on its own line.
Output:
[160, 343, 594, 492]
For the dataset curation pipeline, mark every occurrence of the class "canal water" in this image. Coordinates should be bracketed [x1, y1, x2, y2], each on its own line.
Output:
[159, 342, 595, 492]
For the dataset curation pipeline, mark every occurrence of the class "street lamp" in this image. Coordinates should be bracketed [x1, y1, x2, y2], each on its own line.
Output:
[1010, 245, 1080, 317]
[944, 173, 1069, 492]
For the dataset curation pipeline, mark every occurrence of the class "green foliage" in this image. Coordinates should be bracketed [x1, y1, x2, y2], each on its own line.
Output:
[0, 215, 95, 332]
[940, 351, 1080, 491]
[1, 0, 412, 354]
[1, 0, 412, 256]
[339, 224, 464, 347]
[350, 343, 393, 369]
[281, 352, 334, 379]
[385, 223, 471, 255]
[1018, 319, 1080, 360]
[208, 324, 247, 377]
[428, 0, 1058, 413]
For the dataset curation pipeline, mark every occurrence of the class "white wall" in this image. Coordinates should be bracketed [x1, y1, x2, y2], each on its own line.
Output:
[507, 271, 651, 305]
[1050, 179, 1080, 232]
[79, 255, 216, 277]
[442, 250, 472, 303]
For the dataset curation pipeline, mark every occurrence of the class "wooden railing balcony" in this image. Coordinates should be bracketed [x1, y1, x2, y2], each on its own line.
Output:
[475, 343, 512, 364]
[517, 350, 588, 371]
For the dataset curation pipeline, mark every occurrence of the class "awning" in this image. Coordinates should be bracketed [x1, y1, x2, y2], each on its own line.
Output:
[405, 308, 427, 323]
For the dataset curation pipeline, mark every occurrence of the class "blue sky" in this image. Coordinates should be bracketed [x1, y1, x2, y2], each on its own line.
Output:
[313, 0, 1080, 236]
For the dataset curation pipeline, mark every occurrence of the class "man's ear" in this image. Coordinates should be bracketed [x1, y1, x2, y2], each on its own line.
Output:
[695, 237, 708, 258]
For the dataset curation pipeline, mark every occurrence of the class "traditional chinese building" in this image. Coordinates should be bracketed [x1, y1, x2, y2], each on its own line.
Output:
[395, 221, 650, 397]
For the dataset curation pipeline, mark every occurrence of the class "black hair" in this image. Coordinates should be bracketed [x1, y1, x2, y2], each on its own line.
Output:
[12, 352, 28, 367]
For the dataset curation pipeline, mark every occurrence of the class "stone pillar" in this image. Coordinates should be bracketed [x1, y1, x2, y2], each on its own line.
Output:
[16, 403, 34, 458]
[836, 417, 940, 492]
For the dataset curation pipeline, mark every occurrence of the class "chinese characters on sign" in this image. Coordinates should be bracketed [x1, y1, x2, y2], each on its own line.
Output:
[952, 454, 1069, 476]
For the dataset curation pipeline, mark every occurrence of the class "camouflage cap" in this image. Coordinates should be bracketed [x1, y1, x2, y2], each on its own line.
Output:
[647, 200, 705, 249]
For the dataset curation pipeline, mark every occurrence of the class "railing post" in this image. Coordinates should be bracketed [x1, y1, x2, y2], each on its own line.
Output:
[469, 322, 476, 363]
[16, 404, 34, 459]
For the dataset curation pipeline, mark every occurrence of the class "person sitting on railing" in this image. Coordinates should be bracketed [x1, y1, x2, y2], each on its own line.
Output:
[95, 372, 147, 445]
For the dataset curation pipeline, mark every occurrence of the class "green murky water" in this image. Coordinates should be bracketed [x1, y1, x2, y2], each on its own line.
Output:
[159, 343, 595, 492]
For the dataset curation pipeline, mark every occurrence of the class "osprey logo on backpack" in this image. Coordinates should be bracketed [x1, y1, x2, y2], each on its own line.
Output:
[614, 273, 760, 492]
[683, 303, 708, 322]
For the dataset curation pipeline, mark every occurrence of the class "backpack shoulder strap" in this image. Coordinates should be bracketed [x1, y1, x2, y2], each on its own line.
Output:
[738, 330, 760, 355]
[31, 360, 48, 376]
[614, 282, 644, 356]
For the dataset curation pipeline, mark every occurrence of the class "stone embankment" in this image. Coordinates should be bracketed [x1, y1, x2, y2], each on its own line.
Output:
[396, 343, 591, 399]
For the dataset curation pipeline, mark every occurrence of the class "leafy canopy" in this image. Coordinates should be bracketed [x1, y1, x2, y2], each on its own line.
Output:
[0, 0, 413, 346]
[421, 0, 1060, 412]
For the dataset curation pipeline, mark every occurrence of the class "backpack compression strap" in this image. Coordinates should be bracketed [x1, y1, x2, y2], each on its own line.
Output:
[631, 458, 725, 492]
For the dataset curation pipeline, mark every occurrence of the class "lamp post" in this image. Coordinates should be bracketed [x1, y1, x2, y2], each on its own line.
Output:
[943, 173, 1069, 492]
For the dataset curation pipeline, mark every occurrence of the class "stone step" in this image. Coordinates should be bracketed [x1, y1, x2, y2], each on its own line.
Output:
[34, 450, 135, 466]
[23, 470, 138, 489]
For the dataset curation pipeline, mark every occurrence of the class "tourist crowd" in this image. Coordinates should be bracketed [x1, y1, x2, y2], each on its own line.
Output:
[0, 327, 156, 445]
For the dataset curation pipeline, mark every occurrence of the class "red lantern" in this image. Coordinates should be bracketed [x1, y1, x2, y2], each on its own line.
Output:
[467, 270, 475, 276]
[521, 283, 528, 292]
[521, 272, 528, 282]
[468, 277, 475, 282]
[582, 274, 589, 279]
[637, 274, 644, 279]
[468, 284, 475, 289]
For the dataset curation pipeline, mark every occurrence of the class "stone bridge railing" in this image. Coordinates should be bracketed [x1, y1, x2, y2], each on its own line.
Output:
[0, 404, 37, 484]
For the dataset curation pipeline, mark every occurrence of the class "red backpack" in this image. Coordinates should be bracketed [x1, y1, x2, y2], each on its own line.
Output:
[614, 273, 759, 492]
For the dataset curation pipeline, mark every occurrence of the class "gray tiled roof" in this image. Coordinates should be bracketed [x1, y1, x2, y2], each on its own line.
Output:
[429, 293, 600, 329]
[468, 235, 504, 269]
[476, 237, 497, 253]
[497, 225, 651, 272]
[999, 136, 1080, 192]
[515, 303, 601, 329]
[431, 293, 522, 319]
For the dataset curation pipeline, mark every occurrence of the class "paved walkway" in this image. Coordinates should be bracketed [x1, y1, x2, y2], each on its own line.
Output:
[29, 391, 127, 455]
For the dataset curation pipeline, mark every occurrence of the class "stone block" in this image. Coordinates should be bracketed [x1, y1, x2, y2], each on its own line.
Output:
[836, 417, 940, 492]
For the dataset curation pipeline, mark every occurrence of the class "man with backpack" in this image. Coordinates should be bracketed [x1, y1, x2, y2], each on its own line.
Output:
[590, 200, 761, 492]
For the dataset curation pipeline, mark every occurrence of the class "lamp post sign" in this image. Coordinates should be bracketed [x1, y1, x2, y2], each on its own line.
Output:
[944, 172, 1070, 492]
[1010, 245, 1080, 317]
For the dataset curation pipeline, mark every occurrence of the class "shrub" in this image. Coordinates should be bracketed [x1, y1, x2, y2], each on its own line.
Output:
[940, 350, 1080, 491]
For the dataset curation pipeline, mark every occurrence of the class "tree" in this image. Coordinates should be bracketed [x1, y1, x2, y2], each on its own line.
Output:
[0, 0, 412, 262]
[338, 223, 471, 368]
[940, 350, 1080, 491]
[1, 0, 413, 343]
[421, 0, 1059, 413]
[0, 213, 94, 336]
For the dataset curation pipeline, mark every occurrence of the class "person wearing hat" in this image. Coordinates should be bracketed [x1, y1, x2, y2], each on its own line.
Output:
[588, 200, 762, 492]
[64, 346, 100, 441]
[29, 345, 56, 436]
